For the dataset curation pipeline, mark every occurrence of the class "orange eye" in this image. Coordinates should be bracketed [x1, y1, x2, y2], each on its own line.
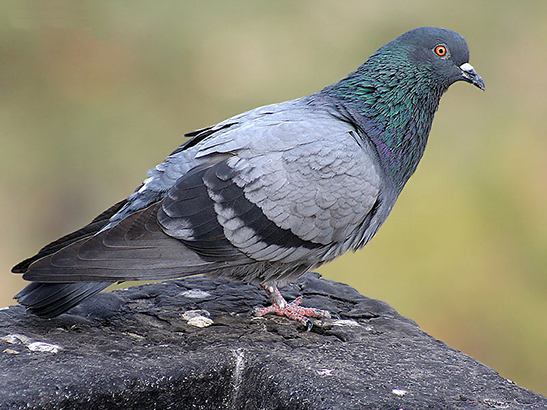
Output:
[434, 45, 448, 57]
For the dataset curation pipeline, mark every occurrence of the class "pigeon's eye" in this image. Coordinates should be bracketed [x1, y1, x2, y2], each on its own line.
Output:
[434, 45, 448, 57]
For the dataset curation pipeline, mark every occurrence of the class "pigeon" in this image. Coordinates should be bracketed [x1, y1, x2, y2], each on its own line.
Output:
[13, 27, 484, 325]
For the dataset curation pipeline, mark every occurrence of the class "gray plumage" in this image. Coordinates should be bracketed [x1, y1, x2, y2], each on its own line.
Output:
[13, 27, 484, 319]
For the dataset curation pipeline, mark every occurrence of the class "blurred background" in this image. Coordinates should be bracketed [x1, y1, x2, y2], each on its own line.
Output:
[1, 0, 545, 396]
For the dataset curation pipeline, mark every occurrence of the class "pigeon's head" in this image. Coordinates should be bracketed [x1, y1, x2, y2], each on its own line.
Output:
[384, 27, 485, 92]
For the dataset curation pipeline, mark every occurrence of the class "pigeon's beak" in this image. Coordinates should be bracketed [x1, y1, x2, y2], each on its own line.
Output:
[460, 63, 485, 91]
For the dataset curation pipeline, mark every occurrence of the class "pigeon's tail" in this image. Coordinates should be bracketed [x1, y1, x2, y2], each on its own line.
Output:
[15, 282, 113, 318]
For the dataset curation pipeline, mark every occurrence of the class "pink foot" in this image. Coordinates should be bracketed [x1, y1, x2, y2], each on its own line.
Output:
[254, 285, 331, 328]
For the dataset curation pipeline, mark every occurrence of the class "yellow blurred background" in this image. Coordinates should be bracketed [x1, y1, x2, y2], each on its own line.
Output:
[1, 0, 545, 396]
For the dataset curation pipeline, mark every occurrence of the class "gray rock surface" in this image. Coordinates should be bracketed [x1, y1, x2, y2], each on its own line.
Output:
[1, 272, 545, 409]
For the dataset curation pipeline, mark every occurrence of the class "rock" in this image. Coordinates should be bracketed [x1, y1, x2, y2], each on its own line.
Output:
[0, 272, 545, 409]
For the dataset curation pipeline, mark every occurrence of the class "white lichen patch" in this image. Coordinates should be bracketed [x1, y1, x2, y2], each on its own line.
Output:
[316, 368, 334, 376]
[183, 310, 213, 327]
[123, 332, 145, 340]
[1, 334, 32, 345]
[2, 334, 62, 354]
[180, 289, 212, 299]
[27, 342, 62, 354]
[187, 316, 214, 327]
[332, 319, 360, 327]
[182, 309, 210, 319]
[482, 399, 510, 409]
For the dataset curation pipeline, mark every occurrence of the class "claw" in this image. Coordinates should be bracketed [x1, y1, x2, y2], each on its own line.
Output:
[254, 284, 332, 327]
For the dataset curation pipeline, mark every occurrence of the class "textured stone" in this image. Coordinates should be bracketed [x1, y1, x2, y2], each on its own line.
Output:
[1, 273, 545, 409]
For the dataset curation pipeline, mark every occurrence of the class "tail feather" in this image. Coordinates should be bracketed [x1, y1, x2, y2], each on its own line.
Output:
[15, 282, 113, 318]
[12, 199, 128, 274]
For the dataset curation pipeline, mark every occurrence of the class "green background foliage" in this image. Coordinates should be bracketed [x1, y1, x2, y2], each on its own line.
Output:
[1, 1, 545, 396]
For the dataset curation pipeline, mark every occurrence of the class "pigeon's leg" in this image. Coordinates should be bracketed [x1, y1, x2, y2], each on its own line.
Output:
[254, 284, 331, 327]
